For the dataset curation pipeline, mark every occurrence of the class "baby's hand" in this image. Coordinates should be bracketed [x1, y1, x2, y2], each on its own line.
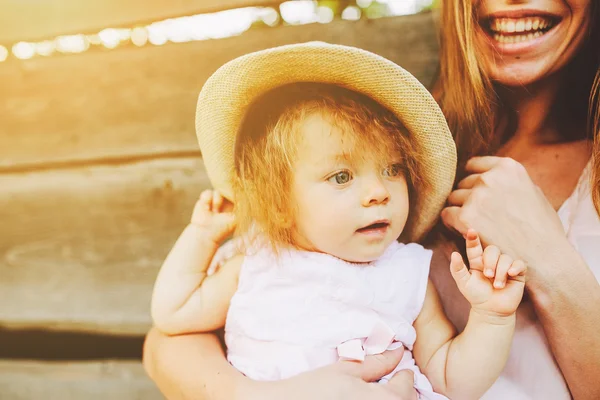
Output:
[449, 229, 526, 317]
[190, 190, 236, 244]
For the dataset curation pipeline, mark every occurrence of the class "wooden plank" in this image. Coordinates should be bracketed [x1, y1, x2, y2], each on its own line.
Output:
[0, 360, 163, 400]
[0, 326, 144, 359]
[0, 157, 210, 334]
[0, 12, 439, 170]
[0, 0, 279, 44]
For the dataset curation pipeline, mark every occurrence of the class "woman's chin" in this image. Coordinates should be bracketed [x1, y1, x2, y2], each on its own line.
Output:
[487, 60, 557, 88]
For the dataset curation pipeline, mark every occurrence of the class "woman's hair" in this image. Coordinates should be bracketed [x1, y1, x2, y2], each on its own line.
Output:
[434, 0, 600, 214]
[232, 82, 425, 250]
[591, 68, 600, 214]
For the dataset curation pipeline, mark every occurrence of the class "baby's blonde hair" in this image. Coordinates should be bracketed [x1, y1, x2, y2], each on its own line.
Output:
[233, 83, 425, 251]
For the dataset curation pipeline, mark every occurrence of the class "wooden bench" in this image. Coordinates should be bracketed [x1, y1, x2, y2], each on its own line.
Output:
[0, 7, 439, 399]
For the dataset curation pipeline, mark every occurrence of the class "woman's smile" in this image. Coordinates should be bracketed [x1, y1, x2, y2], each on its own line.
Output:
[483, 11, 561, 53]
[476, 0, 592, 86]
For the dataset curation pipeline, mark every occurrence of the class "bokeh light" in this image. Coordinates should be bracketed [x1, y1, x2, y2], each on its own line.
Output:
[0, 46, 8, 62]
[280, 1, 318, 25]
[317, 6, 334, 24]
[259, 8, 280, 27]
[147, 23, 168, 46]
[98, 28, 121, 49]
[206, 8, 255, 39]
[12, 42, 35, 60]
[131, 27, 149, 47]
[0, 1, 433, 62]
[341, 6, 362, 21]
[56, 34, 89, 54]
[164, 19, 189, 43]
[383, 0, 422, 16]
[87, 34, 102, 46]
[35, 40, 56, 56]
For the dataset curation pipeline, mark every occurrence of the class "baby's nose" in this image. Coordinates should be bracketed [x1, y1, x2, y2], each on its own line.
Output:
[362, 177, 390, 206]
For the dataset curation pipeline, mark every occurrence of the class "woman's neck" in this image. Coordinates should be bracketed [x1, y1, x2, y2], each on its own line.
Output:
[497, 74, 567, 145]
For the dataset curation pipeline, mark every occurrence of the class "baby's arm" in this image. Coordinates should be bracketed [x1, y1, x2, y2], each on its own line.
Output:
[413, 230, 526, 399]
[151, 190, 241, 335]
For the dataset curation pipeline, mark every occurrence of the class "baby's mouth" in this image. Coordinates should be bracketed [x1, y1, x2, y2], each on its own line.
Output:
[356, 221, 390, 234]
[484, 15, 561, 45]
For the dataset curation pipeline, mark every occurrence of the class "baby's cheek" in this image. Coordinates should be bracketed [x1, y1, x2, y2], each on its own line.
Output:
[394, 195, 411, 218]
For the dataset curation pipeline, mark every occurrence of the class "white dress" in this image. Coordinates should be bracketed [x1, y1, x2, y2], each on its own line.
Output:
[223, 241, 447, 399]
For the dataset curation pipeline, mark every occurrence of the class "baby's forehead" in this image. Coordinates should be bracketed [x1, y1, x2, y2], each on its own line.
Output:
[295, 112, 402, 163]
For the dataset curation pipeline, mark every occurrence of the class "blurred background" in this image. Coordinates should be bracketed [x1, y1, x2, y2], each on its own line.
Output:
[0, 0, 440, 398]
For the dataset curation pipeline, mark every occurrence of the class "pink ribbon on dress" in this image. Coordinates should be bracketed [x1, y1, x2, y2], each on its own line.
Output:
[336, 320, 400, 361]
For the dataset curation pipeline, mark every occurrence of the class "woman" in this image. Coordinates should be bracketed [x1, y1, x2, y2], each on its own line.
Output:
[143, 0, 600, 398]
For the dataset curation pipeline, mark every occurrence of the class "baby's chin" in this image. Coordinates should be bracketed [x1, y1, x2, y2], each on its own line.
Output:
[328, 245, 389, 265]
[296, 234, 394, 264]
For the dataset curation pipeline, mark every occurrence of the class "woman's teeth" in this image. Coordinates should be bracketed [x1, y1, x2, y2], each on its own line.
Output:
[488, 17, 556, 44]
[494, 31, 544, 43]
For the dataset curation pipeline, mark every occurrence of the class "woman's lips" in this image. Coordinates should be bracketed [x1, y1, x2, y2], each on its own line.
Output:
[480, 12, 562, 54]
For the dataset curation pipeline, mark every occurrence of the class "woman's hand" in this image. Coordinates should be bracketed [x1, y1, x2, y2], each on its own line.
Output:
[253, 349, 418, 400]
[441, 156, 567, 279]
[143, 328, 418, 400]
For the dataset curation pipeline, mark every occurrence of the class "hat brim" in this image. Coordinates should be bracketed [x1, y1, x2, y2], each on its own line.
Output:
[196, 41, 456, 242]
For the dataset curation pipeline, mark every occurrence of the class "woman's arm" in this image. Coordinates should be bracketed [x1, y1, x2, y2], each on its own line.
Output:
[143, 329, 244, 400]
[142, 328, 419, 400]
[526, 238, 600, 400]
[442, 156, 600, 399]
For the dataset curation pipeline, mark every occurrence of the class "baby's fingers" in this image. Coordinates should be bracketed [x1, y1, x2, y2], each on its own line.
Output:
[465, 229, 483, 271]
[198, 190, 213, 210]
[450, 252, 471, 291]
[507, 260, 527, 283]
[212, 190, 224, 212]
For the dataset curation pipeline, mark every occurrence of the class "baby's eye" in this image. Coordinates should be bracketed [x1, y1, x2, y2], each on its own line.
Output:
[383, 163, 405, 177]
[328, 170, 353, 185]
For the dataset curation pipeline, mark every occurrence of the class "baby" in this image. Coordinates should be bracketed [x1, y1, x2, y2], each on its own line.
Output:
[151, 42, 526, 399]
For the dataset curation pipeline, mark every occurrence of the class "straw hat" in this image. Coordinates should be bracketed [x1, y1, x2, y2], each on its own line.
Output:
[195, 41, 456, 242]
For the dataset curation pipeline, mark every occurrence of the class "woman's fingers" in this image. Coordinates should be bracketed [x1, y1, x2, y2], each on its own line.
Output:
[482, 245, 501, 278]
[465, 156, 505, 173]
[493, 254, 513, 289]
[386, 370, 418, 400]
[338, 346, 405, 382]
[441, 207, 469, 236]
[457, 174, 482, 189]
[447, 189, 471, 206]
